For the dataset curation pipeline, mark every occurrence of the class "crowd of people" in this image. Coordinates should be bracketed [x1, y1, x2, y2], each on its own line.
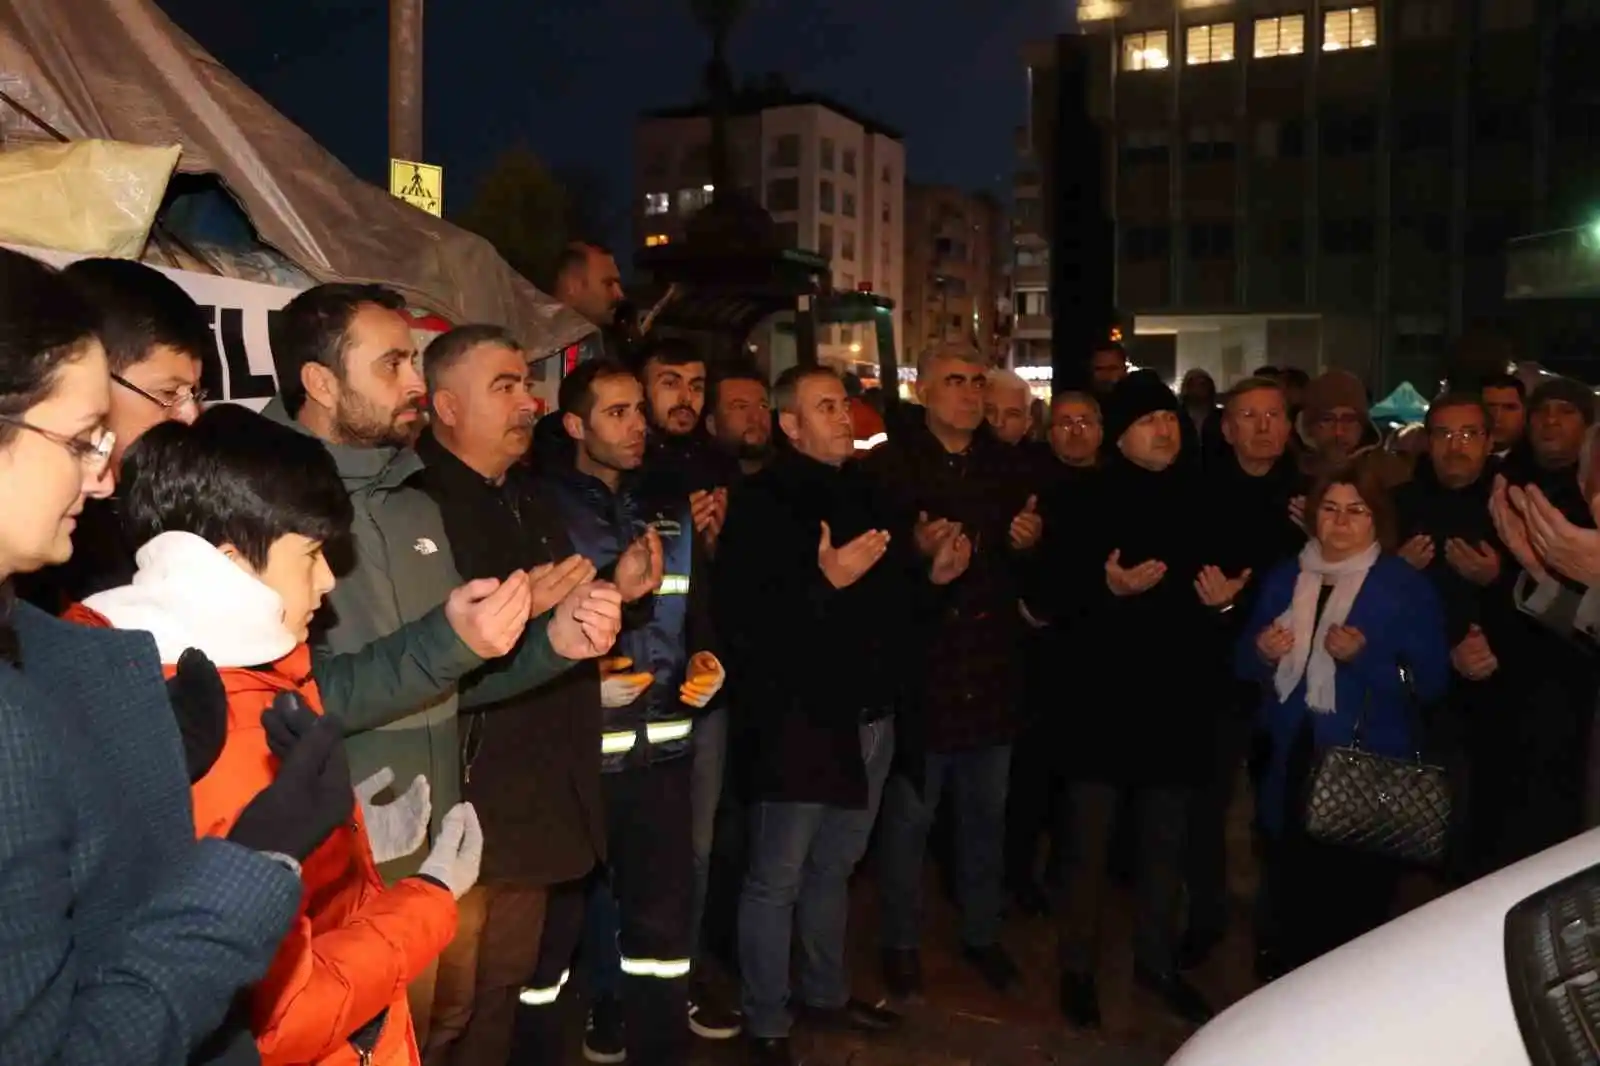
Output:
[2, 237, 1600, 1066]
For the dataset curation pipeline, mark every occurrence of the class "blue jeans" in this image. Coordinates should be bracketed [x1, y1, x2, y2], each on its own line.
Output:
[878, 743, 1012, 951]
[689, 704, 728, 965]
[738, 718, 895, 1039]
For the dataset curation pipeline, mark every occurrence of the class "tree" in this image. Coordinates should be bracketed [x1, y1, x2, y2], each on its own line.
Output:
[457, 147, 572, 289]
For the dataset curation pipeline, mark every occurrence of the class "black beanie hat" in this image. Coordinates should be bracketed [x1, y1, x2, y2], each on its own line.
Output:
[1528, 376, 1597, 426]
[1102, 368, 1180, 447]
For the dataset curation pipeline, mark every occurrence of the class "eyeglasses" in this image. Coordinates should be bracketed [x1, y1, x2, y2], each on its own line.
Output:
[0, 417, 115, 475]
[1429, 426, 1486, 444]
[1054, 416, 1101, 432]
[112, 373, 208, 412]
[1319, 502, 1372, 521]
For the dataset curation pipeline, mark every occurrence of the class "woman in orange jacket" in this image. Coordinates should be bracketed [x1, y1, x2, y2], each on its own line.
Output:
[67, 405, 482, 1065]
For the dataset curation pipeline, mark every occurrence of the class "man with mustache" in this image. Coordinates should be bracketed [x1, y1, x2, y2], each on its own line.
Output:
[265, 286, 625, 1043]
[705, 363, 773, 483]
[415, 326, 662, 1063]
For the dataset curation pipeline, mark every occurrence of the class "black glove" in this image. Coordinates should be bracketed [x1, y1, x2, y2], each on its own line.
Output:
[228, 693, 353, 861]
[167, 648, 229, 784]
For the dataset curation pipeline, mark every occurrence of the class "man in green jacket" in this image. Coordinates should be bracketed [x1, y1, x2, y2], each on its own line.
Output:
[265, 283, 622, 861]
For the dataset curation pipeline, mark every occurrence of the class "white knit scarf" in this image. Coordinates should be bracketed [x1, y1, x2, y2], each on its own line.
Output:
[1273, 539, 1381, 714]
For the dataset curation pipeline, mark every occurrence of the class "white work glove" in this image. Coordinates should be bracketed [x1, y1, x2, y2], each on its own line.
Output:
[417, 802, 483, 900]
[355, 767, 431, 865]
[600, 656, 654, 709]
[678, 651, 726, 709]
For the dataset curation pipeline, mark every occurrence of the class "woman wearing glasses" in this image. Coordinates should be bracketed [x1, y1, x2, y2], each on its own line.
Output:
[1237, 456, 1450, 977]
[0, 247, 336, 1066]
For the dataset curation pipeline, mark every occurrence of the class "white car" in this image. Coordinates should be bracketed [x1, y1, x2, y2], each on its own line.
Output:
[1168, 827, 1600, 1066]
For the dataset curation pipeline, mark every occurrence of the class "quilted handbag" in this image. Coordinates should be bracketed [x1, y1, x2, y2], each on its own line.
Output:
[1302, 659, 1453, 866]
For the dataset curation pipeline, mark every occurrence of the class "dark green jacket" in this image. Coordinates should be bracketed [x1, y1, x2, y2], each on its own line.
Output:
[262, 399, 575, 876]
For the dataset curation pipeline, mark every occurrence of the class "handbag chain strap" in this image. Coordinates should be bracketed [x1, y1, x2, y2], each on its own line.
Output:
[1346, 656, 1427, 765]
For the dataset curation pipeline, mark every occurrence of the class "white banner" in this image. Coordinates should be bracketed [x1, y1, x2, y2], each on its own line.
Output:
[6, 244, 557, 416]
[11, 243, 301, 411]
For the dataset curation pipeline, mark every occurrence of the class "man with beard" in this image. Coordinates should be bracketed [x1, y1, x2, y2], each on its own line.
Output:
[264, 284, 625, 1041]
[1057, 370, 1243, 1027]
[1481, 372, 1527, 463]
[536, 358, 722, 1066]
[1182, 376, 1304, 971]
[706, 364, 773, 481]
[869, 342, 1041, 997]
[415, 327, 660, 1064]
[1391, 394, 1519, 877]
[1288, 369, 1407, 525]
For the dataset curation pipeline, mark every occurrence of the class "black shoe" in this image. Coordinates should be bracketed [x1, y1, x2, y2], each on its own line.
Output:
[799, 997, 902, 1034]
[688, 981, 742, 1039]
[582, 995, 627, 1063]
[881, 948, 923, 999]
[1011, 879, 1052, 917]
[961, 942, 1021, 992]
[748, 1036, 794, 1066]
[1177, 926, 1223, 971]
[1134, 965, 1215, 1026]
[1058, 970, 1102, 1029]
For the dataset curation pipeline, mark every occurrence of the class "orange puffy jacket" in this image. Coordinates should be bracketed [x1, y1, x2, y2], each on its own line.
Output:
[64, 605, 458, 1066]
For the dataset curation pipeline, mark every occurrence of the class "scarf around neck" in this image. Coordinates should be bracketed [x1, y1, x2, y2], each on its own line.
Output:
[1273, 539, 1381, 713]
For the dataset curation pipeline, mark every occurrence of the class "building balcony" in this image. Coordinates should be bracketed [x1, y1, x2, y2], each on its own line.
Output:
[1013, 263, 1049, 288]
[1015, 313, 1052, 338]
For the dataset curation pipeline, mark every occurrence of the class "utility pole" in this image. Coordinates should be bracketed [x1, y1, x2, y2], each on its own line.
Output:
[388, 0, 423, 162]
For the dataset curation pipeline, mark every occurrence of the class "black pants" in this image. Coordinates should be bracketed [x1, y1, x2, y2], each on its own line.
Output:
[1058, 782, 1189, 977]
[1182, 687, 1259, 943]
[1259, 831, 1401, 972]
[518, 759, 694, 1066]
[1005, 715, 1062, 893]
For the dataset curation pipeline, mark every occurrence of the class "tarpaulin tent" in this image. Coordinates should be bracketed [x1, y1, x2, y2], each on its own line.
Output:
[1370, 381, 1431, 424]
[0, 0, 594, 359]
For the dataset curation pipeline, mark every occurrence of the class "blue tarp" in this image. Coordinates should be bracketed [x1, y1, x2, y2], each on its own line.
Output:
[1370, 381, 1430, 424]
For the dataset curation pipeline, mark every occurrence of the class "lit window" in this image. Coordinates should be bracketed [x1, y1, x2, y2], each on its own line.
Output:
[1120, 29, 1171, 71]
[1187, 22, 1236, 64]
[1323, 6, 1378, 50]
[645, 234, 670, 247]
[1254, 14, 1306, 57]
[644, 192, 670, 215]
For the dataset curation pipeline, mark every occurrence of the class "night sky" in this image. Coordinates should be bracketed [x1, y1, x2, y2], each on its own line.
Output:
[154, 0, 1070, 250]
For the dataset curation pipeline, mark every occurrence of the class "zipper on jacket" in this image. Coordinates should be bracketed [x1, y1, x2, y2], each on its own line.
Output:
[349, 1007, 387, 1065]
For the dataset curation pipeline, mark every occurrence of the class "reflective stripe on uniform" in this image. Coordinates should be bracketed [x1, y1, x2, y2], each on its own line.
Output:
[645, 719, 693, 744]
[619, 956, 692, 979]
[854, 432, 888, 450]
[518, 969, 571, 1006]
[601, 718, 694, 755]
[601, 732, 636, 755]
[658, 573, 690, 595]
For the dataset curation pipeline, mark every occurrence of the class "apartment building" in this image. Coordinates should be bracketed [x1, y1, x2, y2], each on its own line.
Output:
[1023, 0, 1600, 389]
[902, 183, 1008, 364]
[634, 93, 906, 370]
[1011, 123, 1052, 367]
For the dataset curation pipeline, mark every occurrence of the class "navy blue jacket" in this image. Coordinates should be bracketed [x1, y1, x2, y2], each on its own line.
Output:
[0, 598, 300, 1065]
[540, 459, 714, 771]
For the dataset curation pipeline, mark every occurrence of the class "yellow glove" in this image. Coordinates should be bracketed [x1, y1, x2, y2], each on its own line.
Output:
[600, 656, 654, 709]
[678, 651, 725, 709]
